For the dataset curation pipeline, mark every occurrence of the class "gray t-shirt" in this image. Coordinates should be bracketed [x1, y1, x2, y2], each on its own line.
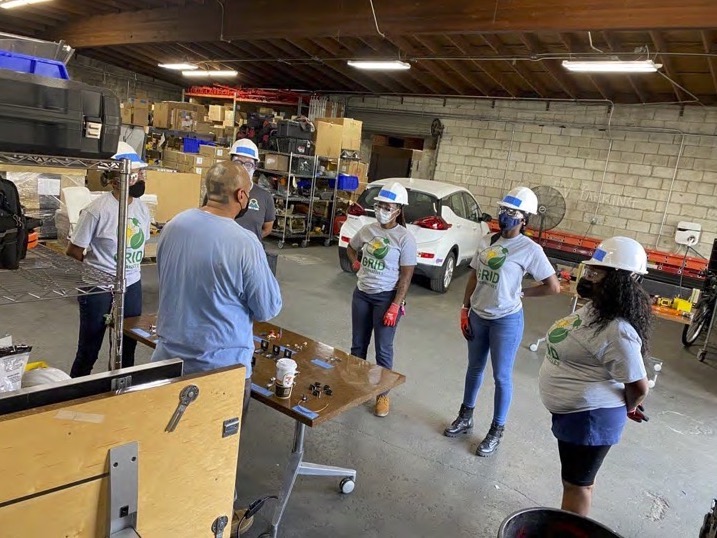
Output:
[71, 192, 150, 286]
[539, 304, 647, 414]
[350, 223, 417, 294]
[469, 233, 555, 319]
[235, 184, 276, 242]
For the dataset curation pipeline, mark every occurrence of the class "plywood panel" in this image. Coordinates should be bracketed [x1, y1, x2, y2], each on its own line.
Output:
[0, 366, 246, 537]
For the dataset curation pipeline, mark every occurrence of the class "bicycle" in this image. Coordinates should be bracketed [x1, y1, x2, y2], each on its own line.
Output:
[682, 272, 717, 353]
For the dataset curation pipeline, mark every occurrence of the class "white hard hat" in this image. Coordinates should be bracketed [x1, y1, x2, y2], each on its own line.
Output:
[584, 236, 648, 274]
[230, 138, 260, 161]
[497, 186, 538, 215]
[375, 182, 409, 205]
[113, 141, 147, 170]
[21, 367, 71, 388]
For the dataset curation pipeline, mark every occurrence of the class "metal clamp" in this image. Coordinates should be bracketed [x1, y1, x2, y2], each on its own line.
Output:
[108, 441, 140, 538]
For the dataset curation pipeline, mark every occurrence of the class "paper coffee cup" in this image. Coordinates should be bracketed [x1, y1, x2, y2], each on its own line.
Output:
[276, 358, 297, 387]
[275, 382, 293, 399]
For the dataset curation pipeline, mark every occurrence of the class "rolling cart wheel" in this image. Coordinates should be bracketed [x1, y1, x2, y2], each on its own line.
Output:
[339, 477, 355, 494]
[648, 379, 656, 388]
[301, 240, 309, 248]
[698, 350, 707, 362]
[529, 343, 539, 352]
[654, 363, 662, 372]
[324, 239, 331, 247]
[277, 241, 284, 250]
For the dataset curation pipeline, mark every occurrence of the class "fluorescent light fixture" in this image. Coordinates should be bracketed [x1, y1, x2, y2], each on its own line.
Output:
[0, 0, 51, 8]
[182, 69, 238, 78]
[347, 60, 411, 71]
[159, 63, 198, 71]
[562, 60, 662, 73]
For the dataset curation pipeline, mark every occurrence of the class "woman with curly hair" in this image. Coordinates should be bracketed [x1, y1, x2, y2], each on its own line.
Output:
[539, 236, 653, 516]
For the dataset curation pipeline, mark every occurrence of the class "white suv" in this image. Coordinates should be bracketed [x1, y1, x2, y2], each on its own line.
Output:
[338, 178, 492, 293]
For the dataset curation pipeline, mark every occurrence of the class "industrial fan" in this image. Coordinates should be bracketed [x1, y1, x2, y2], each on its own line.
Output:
[528, 185, 566, 240]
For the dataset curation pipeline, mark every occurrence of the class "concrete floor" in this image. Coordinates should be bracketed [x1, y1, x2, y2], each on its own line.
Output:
[4, 243, 717, 537]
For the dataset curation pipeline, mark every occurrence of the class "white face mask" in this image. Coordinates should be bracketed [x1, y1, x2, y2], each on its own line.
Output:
[376, 208, 396, 225]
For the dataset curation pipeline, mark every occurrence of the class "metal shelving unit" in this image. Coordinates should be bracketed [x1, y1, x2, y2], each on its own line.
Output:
[0, 152, 131, 370]
[316, 155, 362, 247]
[697, 298, 717, 362]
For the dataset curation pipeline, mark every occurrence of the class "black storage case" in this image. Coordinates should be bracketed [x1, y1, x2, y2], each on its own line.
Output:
[0, 69, 121, 158]
[276, 119, 313, 140]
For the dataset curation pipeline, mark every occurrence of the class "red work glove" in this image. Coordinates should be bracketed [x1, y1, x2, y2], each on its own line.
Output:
[352, 259, 361, 272]
[383, 303, 400, 327]
[460, 307, 472, 340]
[627, 404, 649, 423]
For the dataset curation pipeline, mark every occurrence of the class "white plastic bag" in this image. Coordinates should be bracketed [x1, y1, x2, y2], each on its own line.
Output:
[0, 345, 32, 393]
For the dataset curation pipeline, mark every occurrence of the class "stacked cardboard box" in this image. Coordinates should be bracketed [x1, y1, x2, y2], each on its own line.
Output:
[199, 145, 230, 160]
[144, 170, 203, 224]
[314, 117, 362, 158]
[153, 101, 208, 130]
[120, 98, 151, 126]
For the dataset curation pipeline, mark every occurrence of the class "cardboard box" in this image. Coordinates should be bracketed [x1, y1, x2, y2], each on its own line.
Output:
[144, 170, 202, 223]
[208, 105, 225, 123]
[153, 101, 207, 129]
[316, 117, 362, 151]
[263, 153, 289, 172]
[314, 121, 344, 158]
[120, 103, 133, 125]
[200, 145, 229, 160]
[340, 161, 369, 182]
[171, 109, 198, 132]
[223, 110, 236, 127]
[195, 122, 213, 135]
[132, 108, 149, 127]
[86, 169, 112, 192]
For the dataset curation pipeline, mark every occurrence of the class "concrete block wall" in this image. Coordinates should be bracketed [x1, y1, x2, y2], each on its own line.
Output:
[67, 55, 182, 103]
[347, 95, 717, 257]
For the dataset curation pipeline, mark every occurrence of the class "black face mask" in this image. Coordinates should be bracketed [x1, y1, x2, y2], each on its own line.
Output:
[576, 278, 595, 299]
[128, 181, 145, 198]
[235, 191, 249, 219]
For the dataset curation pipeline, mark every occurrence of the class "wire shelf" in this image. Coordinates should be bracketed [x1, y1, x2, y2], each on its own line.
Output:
[0, 152, 119, 170]
[0, 245, 114, 305]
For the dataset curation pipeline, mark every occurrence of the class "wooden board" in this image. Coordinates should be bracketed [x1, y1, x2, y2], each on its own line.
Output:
[124, 315, 406, 427]
[0, 366, 246, 536]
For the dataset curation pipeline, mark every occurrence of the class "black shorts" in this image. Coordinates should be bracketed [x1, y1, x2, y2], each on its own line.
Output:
[558, 440, 612, 487]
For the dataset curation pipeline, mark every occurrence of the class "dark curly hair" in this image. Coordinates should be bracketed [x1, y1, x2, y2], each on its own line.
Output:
[590, 269, 653, 356]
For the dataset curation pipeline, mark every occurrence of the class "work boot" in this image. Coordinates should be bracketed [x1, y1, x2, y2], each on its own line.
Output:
[230, 509, 254, 536]
[375, 394, 390, 417]
[444, 404, 474, 437]
[476, 421, 504, 457]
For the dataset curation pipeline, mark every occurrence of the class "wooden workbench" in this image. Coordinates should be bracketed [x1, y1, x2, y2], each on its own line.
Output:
[124, 314, 406, 537]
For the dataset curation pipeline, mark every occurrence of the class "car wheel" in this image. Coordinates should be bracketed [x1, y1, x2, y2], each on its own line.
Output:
[339, 249, 353, 273]
[430, 252, 456, 293]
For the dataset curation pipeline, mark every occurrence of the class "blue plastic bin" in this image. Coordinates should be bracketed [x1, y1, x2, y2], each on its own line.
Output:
[329, 174, 359, 191]
[0, 50, 70, 80]
[182, 137, 201, 153]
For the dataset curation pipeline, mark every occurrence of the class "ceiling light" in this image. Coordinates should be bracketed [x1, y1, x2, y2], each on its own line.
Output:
[159, 63, 198, 71]
[347, 60, 411, 71]
[0, 0, 52, 8]
[182, 70, 238, 78]
[562, 60, 662, 73]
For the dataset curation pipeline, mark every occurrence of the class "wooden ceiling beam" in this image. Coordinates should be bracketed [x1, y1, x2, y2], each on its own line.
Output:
[385, 36, 458, 94]
[650, 31, 687, 101]
[413, 35, 490, 96]
[559, 33, 611, 100]
[83, 47, 184, 87]
[520, 33, 578, 99]
[480, 34, 547, 97]
[701, 31, 717, 98]
[50, 0, 717, 48]
[446, 35, 515, 96]
[601, 31, 647, 103]
[176, 42, 265, 88]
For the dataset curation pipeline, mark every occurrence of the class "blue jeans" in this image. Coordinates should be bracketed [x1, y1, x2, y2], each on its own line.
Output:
[351, 288, 399, 370]
[70, 281, 143, 378]
[462, 309, 524, 426]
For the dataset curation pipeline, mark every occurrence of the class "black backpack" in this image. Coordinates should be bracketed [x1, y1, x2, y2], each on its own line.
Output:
[0, 174, 27, 270]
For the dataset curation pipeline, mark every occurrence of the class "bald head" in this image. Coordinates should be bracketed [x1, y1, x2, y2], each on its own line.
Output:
[205, 161, 252, 205]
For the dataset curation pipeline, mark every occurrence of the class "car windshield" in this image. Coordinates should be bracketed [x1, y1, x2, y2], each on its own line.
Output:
[358, 187, 439, 223]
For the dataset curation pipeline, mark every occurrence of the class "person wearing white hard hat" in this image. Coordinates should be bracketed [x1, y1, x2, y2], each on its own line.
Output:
[539, 236, 651, 517]
[346, 181, 417, 417]
[66, 141, 151, 377]
[445, 186, 560, 456]
[228, 139, 276, 242]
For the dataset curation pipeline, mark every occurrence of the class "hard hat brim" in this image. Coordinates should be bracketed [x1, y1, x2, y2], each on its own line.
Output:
[584, 258, 648, 275]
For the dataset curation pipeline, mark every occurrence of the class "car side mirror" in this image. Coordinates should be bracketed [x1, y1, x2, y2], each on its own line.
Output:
[481, 212, 492, 222]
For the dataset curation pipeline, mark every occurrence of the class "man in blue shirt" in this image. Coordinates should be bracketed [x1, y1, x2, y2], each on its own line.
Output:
[151, 160, 282, 533]
[152, 159, 282, 400]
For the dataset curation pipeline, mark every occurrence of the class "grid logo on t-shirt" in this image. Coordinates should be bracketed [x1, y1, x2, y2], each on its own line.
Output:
[477, 245, 509, 286]
[546, 313, 583, 365]
[113, 216, 146, 270]
[361, 236, 391, 272]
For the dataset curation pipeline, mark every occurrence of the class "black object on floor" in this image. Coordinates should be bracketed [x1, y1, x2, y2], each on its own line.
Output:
[497, 507, 624, 538]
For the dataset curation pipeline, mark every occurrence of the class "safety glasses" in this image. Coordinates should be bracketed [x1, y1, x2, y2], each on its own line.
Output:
[373, 203, 396, 212]
[499, 207, 523, 218]
[232, 156, 257, 173]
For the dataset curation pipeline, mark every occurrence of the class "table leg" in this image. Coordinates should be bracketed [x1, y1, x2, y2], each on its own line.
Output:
[261, 421, 357, 538]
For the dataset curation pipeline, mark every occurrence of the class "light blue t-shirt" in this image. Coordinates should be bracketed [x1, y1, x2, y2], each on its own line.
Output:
[151, 209, 282, 377]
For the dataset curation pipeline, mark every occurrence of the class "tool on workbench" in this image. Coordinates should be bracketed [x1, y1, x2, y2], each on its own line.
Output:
[165, 384, 199, 432]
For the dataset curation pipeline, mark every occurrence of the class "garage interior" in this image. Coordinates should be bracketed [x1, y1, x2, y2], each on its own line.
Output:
[1, 1, 717, 537]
